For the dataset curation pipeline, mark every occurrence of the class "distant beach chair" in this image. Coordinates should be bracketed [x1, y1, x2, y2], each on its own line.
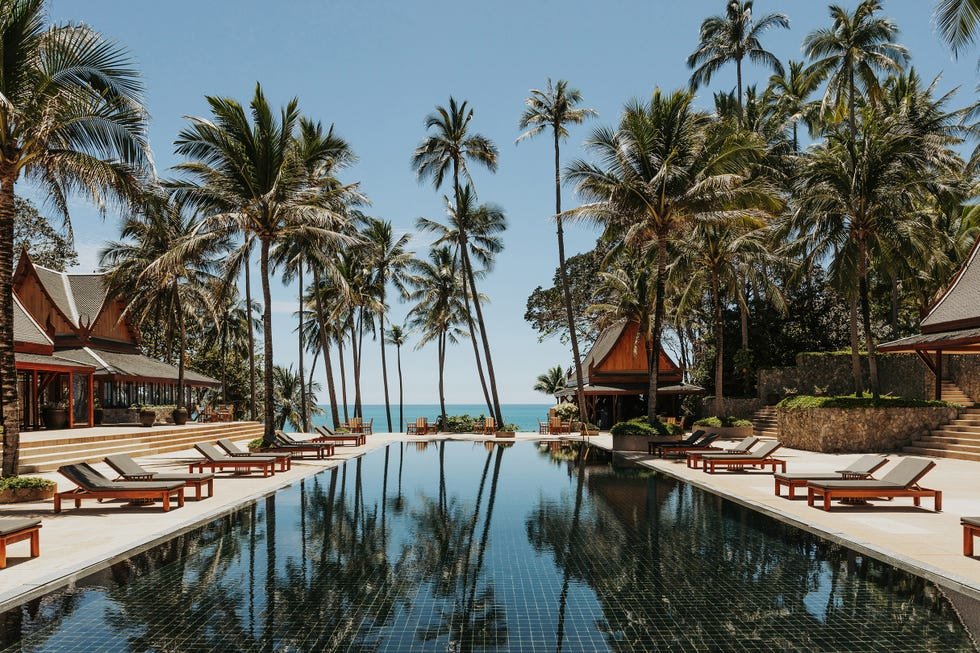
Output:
[104, 454, 215, 500]
[270, 431, 335, 459]
[962, 517, 980, 556]
[648, 430, 709, 456]
[773, 454, 889, 499]
[538, 419, 549, 435]
[0, 518, 41, 569]
[191, 443, 277, 477]
[700, 440, 786, 474]
[806, 457, 941, 512]
[481, 417, 496, 435]
[55, 463, 185, 513]
[312, 425, 366, 446]
[216, 439, 292, 471]
[407, 417, 430, 436]
[548, 417, 569, 435]
[686, 436, 759, 469]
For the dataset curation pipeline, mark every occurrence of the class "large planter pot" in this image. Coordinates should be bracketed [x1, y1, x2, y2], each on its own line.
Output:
[0, 486, 55, 503]
[139, 409, 156, 428]
[172, 407, 189, 425]
[93, 408, 104, 425]
[613, 433, 680, 452]
[699, 425, 754, 439]
[495, 430, 515, 438]
[41, 407, 68, 430]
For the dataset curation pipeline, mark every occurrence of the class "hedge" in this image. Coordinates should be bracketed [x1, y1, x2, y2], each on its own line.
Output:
[610, 417, 683, 437]
[777, 394, 956, 410]
[693, 415, 753, 428]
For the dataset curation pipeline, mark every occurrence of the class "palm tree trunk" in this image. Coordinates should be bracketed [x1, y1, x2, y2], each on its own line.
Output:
[736, 57, 744, 119]
[396, 342, 404, 432]
[858, 242, 880, 399]
[297, 261, 307, 432]
[176, 292, 187, 411]
[312, 268, 340, 427]
[244, 247, 257, 421]
[554, 127, 588, 430]
[351, 313, 362, 418]
[438, 330, 447, 431]
[648, 233, 669, 424]
[739, 279, 751, 396]
[220, 315, 228, 402]
[713, 272, 724, 415]
[849, 294, 863, 396]
[458, 252, 494, 416]
[379, 307, 393, 433]
[337, 338, 349, 424]
[461, 246, 504, 428]
[0, 177, 21, 476]
[259, 238, 276, 446]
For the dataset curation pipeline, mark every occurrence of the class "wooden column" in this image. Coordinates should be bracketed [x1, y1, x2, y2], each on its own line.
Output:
[936, 349, 943, 401]
[87, 374, 94, 427]
[67, 372, 74, 429]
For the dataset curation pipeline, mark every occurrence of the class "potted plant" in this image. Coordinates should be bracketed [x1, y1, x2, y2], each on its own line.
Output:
[693, 416, 754, 438]
[135, 405, 156, 427]
[40, 401, 68, 430]
[495, 423, 519, 438]
[93, 399, 103, 425]
[0, 476, 57, 503]
[172, 405, 189, 425]
[610, 418, 683, 452]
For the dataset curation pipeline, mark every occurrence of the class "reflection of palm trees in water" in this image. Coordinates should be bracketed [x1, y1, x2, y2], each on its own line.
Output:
[554, 444, 587, 653]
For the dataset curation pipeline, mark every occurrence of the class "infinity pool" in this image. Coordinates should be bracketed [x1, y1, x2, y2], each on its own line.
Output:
[0, 441, 974, 651]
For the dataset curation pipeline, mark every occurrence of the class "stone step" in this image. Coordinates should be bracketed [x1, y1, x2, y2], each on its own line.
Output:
[19, 424, 263, 457]
[19, 422, 256, 449]
[931, 429, 980, 439]
[906, 439, 980, 454]
[935, 424, 980, 434]
[915, 434, 980, 446]
[902, 446, 980, 462]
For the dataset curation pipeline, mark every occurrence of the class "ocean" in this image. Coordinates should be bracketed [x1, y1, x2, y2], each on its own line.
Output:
[312, 403, 552, 432]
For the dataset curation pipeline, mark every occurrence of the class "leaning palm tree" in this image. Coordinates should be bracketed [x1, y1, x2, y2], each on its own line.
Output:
[935, 0, 980, 57]
[272, 364, 324, 431]
[362, 217, 414, 433]
[387, 325, 408, 432]
[565, 89, 772, 423]
[533, 366, 567, 402]
[803, 0, 908, 139]
[687, 0, 790, 115]
[517, 78, 596, 427]
[412, 98, 504, 427]
[172, 84, 353, 446]
[0, 0, 151, 474]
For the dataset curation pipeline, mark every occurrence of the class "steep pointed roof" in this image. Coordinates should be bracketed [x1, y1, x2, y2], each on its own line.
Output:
[921, 236, 980, 334]
[13, 293, 52, 348]
[31, 263, 108, 328]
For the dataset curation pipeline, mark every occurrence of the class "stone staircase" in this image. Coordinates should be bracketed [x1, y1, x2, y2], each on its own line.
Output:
[905, 381, 980, 461]
[17, 421, 264, 473]
[751, 405, 779, 438]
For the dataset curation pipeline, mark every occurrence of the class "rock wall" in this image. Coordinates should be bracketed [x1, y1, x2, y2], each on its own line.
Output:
[777, 405, 957, 453]
[944, 355, 980, 403]
[699, 397, 762, 419]
[757, 353, 930, 404]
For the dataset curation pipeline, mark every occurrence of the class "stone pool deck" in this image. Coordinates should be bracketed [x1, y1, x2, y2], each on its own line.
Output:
[579, 434, 980, 603]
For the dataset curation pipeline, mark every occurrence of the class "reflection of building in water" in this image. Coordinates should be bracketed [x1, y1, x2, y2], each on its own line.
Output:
[413, 441, 430, 452]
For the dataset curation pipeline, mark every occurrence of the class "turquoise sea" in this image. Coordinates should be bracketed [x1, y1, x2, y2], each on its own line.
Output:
[312, 403, 552, 432]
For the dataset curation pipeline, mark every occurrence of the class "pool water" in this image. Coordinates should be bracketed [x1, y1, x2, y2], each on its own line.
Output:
[0, 441, 975, 652]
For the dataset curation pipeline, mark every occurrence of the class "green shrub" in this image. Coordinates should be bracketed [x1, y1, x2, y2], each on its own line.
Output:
[0, 476, 56, 490]
[500, 423, 521, 432]
[694, 415, 753, 428]
[777, 394, 956, 409]
[248, 438, 264, 450]
[553, 403, 579, 420]
[442, 413, 487, 433]
[610, 417, 682, 437]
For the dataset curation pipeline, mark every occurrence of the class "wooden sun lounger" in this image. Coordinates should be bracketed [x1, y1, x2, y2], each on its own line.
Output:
[55, 463, 185, 513]
[481, 418, 496, 435]
[271, 431, 335, 459]
[216, 439, 291, 471]
[191, 444, 276, 477]
[407, 417, 431, 435]
[962, 517, 980, 556]
[773, 455, 888, 499]
[806, 458, 941, 512]
[648, 430, 710, 456]
[312, 425, 366, 446]
[104, 454, 215, 500]
[686, 436, 759, 469]
[702, 441, 785, 474]
[0, 518, 41, 569]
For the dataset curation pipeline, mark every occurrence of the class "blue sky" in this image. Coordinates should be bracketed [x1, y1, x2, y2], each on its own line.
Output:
[30, 0, 977, 405]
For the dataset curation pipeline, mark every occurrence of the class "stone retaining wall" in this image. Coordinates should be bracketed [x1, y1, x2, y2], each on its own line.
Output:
[757, 353, 930, 404]
[699, 397, 761, 419]
[777, 405, 957, 453]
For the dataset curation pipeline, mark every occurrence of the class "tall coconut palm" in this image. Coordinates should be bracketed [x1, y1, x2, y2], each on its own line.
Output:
[566, 89, 770, 423]
[935, 0, 980, 57]
[803, 0, 908, 139]
[272, 364, 324, 431]
[387, 325, 408, 432]
[417, 186, 506, 426]
[222, 238, 259, 420]
[0, 0, 151, 474]
[533, 366, 567, 401]
[765, 60, 823, 151]
[412, 98, 504, 427]
[362, 218, 414, 433]
[407, 246, 468, 431]
[517, 78, 596, 428]
[172, 84, 352, 446]
[687, 0, 789, 115]
[101, 191, 227, 418]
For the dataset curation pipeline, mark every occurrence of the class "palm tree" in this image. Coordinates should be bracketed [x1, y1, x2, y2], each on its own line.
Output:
[517, 78, 596, 428]
[935, 0, 980, 56]
[362, 218, 414, 433]
[407, 246, 468, 431]
[272, 364, 324, 431]
[687, 0, 789, 115]
[387, 325, 408, 432]
[413, 98, 504, 427]
[172, 84, 352, 445]
[765, 60, 822, 151]
[533, 366, 567, 401]
[0, 0, 151, 474]
[417, 186, 506, 426]
[222, 238, 259, 420]
[803, 0, 908, 139]
[101, 191, 226, 418]
[565, 89, 771, 423]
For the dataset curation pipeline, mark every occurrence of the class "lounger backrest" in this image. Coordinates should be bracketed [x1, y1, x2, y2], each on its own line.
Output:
[315, 425, 333, 437]
[749, 441, 782, 458]
[681, 431, 703, 445]
[195, 443, 225, 460]
[880, 457, 935, 487]
[104, 454, 147, 477]
[731, 436, 759, 452]
[59, 463, 114, 489]
[844, 454, 888, 475]
[217, 438, 245, 455]
[275, 430, 297, 444]
[694, 433, 721, 447]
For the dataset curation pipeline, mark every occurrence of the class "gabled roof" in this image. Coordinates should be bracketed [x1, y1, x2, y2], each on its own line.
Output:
[13, 293, 52, 347]
[31, 263, 108, 328]
[55, 348, 219, 386]
[921, 236, 980, 334]
[579, 320, 628, 373]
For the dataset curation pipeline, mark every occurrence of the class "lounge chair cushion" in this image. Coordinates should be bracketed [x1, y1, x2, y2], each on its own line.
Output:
[103, 454, 146, 477]
[195, 443, 275, 463]
[105, 454, 213, 482]
[61, 463, 183, 491]
[962, 517, 980, 528]
[702, 441, 781, 461]
[877, 457, 934, 487]
[807, 479, 907, 490]
[0, 518, 41, 536]
[143, 473, 214, 482]
[837, 454, 888, 476]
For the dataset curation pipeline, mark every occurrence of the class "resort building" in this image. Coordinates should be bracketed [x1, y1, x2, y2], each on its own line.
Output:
[12, 252, 219, 430]
[558, 319, 703, 427]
